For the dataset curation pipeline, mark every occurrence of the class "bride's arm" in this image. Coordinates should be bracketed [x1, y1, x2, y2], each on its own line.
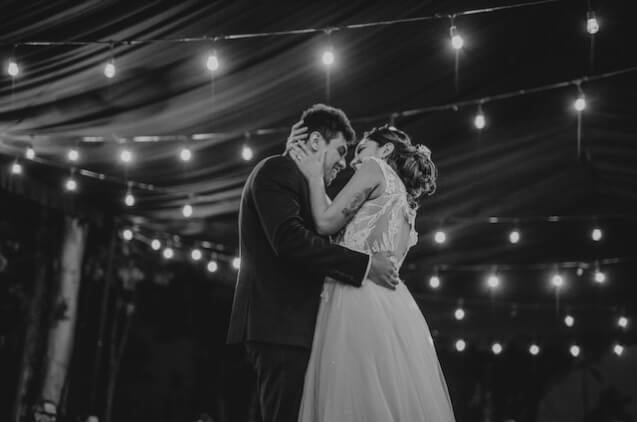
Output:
[293, 152, 383, 235]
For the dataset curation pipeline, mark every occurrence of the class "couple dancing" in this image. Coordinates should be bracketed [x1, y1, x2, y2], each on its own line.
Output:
[227, 104, 455, 422]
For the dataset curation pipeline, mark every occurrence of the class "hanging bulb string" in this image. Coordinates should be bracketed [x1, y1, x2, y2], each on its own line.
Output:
[419, 256, 631, 272]
[9, 0, 560, 47]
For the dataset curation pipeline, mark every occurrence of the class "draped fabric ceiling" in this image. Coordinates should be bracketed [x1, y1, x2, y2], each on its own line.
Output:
[1, 0, 636, 297]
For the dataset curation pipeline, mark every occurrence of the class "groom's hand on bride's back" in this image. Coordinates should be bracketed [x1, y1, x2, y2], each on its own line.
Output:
[368, 252, 400, 290]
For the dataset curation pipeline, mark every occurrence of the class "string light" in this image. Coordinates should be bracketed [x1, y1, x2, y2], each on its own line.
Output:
[206, 52, 220, 72]
[591, 227, 603, 241]
[586, 11, 600, 35]
[67, 148, 79, 162]
[491, 342, 503, 355]
[241, 145, 254, 161]
[10, 161, 22, 175]
[179, 147, 192, 162]
[529, 343, 541, 356]
[473, 104, 486, 130]
[321, 48, 335, 67]
[617, 316, 629, 329]
[124, 184, 135, 207]
[119, 148, 133, 163]
[455, 339, 466, 352]
[569, 344, 581, 357]
[454, 307, 465, 321]
[64, 174, 78, 192]
[509, 229, 520, 244]
[232, 257, 241, 270]
[613, 343, 624, 356]
[104, 60, 116, 78]
[7, 59, 19, 77]
[182, 203, 193, 218]
[162, 247, 174, 259]
[574, 94, 587, 112]
[207, 260, 218, 273]
[487, 274, 500, 290]
[122, 228, 133, 241]
[151, 239, 161, 251]
[551, 273, 564, 289]
[564, 314, 575, 327]
[594, 269, 606, 284]
[434, 230, 446, 244]
[25, 147, 35, 160]
[429, 275, 441, 289]
[449, 25, 464, 50]
[191, 248, 202, 261]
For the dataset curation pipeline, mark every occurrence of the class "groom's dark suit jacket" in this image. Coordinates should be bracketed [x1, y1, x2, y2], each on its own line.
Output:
[227, 155, 370, 348]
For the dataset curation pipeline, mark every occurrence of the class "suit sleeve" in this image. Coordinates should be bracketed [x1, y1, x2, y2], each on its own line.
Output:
[251, 158, 369, 287]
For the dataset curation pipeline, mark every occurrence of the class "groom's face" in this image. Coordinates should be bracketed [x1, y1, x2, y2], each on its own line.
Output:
[322, 132, 348, 185]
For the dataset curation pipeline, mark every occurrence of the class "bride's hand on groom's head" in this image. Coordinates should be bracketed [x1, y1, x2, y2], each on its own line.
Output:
[285, 120, 309, 153]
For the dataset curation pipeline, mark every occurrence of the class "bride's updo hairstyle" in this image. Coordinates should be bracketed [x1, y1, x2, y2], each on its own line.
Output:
[364, 124, 438, 209]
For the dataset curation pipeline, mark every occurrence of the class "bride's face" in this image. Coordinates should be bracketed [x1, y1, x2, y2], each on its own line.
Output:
[350, 139, 382, 170]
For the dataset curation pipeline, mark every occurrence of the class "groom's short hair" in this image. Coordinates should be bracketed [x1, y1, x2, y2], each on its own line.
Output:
[300, 104, 356, 145]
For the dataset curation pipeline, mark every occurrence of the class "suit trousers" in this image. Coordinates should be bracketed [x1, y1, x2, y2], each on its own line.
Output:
[246, 341, 311, 422]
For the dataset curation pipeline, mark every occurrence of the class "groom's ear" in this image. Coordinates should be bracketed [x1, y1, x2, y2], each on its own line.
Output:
[308, 131, 324, 152]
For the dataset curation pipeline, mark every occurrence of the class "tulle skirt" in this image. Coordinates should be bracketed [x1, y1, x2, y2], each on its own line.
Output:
[298, 279, 456, 422]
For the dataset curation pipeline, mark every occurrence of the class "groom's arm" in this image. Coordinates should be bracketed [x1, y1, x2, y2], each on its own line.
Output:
[252, 158, 369, 287]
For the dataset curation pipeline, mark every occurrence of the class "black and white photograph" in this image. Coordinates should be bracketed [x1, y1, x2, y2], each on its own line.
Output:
[1, 1, 636, 421]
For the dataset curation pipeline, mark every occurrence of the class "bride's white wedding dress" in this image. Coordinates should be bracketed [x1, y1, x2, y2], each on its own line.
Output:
[298, 156, 455, 422]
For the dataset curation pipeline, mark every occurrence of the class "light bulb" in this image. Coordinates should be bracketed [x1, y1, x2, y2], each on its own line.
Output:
[206, 54, 219, 72]
[11, 162, 22, 175]
[454, 308, 465, 321]
[434, 230, 446, 244]
[594, 270, 606, 284]
[25, 147, 35, 160]
[7, 60, 19, 77]
[487, 274, 500, 290]
[151, 239, 161, 251]
[122, 229, 133, 241]
[613, 343, 624, 356]
[529, 344, 540, 356]
[551, 273, 564, 288]
[207, 260, 218, 273]
[242, 145, 253, 161]
[509, 229, 520, 244]
[618, 316, 629, 329]
[474, 112, 486, 130]
[450, 26, 464, 50]
[179, 147, 192, 162]
[67, 149, 79, 162]
[429, 275, 441, 289]
[119, 149, 133, 163]
[232, 257, 241, 270]
[124, 192, 135, 207]
[191, 248, 202, 261]
[322, 49, 335, 66]
[570, 344, 581, 357]
[182, 203, 193, 218]
[163, 247, 174, 259]
[564, 315, 575, 327]
[491, 342, 503, 355]
[591, 227, 602, 241]
[65, 177, 78, 192]
[586, 11, 599, 35]
[574, 95, 586, 112]
[455, 339, 466, 352]
[104, 61, 116, 78]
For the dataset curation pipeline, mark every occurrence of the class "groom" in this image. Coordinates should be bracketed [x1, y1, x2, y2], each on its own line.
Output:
[227, 104, 399, 422]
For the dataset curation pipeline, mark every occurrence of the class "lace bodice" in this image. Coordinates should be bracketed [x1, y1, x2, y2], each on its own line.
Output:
[335, 156, 418, 270]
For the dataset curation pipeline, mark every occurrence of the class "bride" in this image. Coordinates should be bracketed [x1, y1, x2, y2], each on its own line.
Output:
[287, 123, 456, 422]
